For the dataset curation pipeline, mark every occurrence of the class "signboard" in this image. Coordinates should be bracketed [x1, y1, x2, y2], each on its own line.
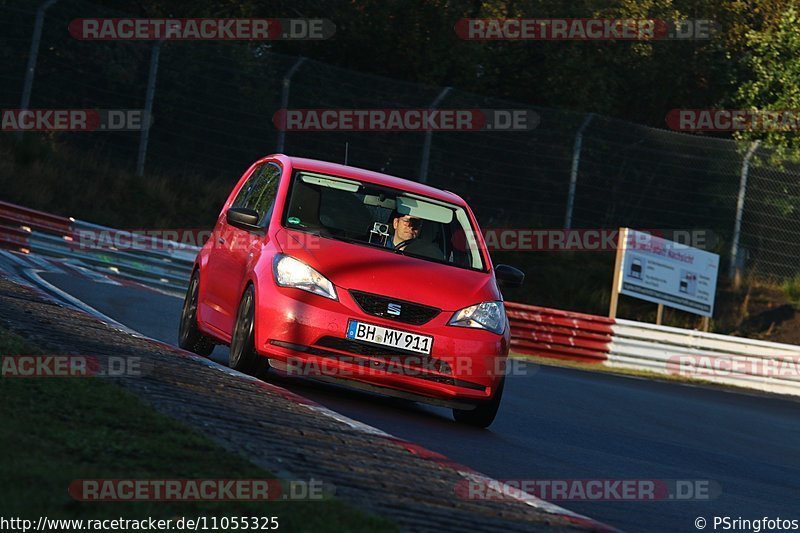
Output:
[611, 228, 719, 318]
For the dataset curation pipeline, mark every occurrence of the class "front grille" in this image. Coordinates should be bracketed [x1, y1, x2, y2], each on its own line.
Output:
[349, 290, 440, 325]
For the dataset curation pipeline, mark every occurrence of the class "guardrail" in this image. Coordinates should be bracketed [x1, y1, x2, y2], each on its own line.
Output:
[608, 319, 800, 396]
[3, 200, 800, 397]
[0, 200, 197, 290]
[509, 305, 800, 396]
[0, 224, 30, 251]
[0, 200, 73, 235]
[505, 302, 613, 363]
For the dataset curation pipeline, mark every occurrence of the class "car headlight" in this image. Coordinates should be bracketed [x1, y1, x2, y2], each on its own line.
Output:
[272, 254, 338, 300]
[448, 301, 505, 334]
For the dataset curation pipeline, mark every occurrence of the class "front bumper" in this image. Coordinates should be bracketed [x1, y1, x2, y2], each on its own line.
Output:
[254, 283, 508, 405]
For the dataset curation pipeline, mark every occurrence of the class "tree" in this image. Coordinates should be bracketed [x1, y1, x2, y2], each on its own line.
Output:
[734, 5, 800, 161]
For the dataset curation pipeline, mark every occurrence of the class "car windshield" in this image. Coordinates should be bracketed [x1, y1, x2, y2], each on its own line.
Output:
[282, 170, 486, 271]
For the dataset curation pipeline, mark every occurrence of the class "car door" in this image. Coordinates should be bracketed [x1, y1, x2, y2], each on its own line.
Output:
[202, 162, 281, 337]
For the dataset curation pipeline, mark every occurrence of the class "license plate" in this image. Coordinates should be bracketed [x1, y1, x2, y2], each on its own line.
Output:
[346, 320, 433, 355]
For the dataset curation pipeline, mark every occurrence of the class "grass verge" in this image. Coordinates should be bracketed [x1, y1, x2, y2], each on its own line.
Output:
[0, 327, 395, 532]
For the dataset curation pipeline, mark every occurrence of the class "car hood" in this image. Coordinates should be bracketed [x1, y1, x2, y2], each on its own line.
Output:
[274, 228, 499, 311]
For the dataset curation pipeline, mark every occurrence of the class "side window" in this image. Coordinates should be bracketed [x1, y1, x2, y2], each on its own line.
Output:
[231, 163, 281, 226]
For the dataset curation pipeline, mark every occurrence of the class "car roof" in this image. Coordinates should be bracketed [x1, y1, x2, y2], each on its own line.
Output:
[269, 154, 467, 206]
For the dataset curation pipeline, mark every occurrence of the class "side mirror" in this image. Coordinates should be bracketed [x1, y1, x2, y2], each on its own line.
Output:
[495, 264, 524, 288]
[226, 207, 261, 232]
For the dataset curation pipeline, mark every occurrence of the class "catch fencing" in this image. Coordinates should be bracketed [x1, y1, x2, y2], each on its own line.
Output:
[3, 0, 800, 284]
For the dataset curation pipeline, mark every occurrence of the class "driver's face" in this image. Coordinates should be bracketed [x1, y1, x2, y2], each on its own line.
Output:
[393, 216, 422, 241]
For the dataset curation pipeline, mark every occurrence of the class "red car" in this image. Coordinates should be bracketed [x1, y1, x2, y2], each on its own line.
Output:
[179, 155, 523, 427]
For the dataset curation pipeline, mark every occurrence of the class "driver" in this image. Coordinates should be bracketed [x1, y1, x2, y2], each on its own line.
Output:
[387, 215, 423, 248]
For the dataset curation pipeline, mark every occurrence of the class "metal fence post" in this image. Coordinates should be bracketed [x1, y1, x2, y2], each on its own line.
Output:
[729, 140, 761, 281]
[275, 57, 307, 154]
[18, 0, 60, 138]
[418, 86, 451, 183]
[136, 40, 162, 177]
[564, 113, 594, 229]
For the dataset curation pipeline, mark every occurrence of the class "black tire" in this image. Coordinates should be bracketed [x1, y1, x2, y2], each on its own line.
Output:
[229, 285, 269, 377]
[178, 270, 215, 357]
[452, 375, 505, 428]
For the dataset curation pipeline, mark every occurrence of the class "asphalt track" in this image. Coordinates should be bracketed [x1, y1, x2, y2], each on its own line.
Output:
[32, 269, 800, 532]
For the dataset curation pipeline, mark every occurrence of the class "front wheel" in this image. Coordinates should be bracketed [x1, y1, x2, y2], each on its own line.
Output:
[452, 375, 505, 428]
[229, 285, 269, 377]
[178, 270, 215, 357]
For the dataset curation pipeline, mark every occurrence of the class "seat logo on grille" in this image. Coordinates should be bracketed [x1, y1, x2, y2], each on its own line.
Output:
[387, 303, 402, 316]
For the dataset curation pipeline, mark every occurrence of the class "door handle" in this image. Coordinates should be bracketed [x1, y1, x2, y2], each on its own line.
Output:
[217, 237, 225, 244]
